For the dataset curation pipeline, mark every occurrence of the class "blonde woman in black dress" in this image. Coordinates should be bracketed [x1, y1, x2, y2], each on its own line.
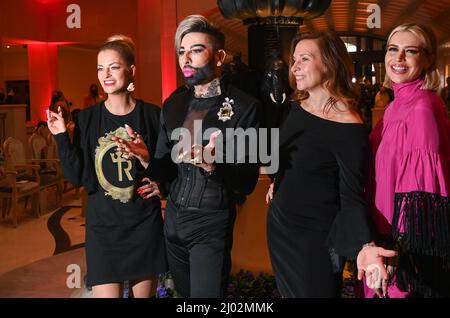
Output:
[47, 35, 167, 297]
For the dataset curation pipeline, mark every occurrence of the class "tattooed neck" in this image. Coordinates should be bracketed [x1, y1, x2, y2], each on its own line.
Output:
[194, 78, 221, 98]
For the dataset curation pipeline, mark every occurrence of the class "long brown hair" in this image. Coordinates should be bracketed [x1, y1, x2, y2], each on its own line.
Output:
[289, 31, 358, 114]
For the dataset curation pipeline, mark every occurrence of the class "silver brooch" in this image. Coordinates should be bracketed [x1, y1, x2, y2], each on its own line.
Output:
[218, 97, 234, 122]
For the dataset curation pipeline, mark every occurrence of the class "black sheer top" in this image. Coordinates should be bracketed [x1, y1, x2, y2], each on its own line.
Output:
[148, 82, 261, 211]
[172, 95, 229, 209]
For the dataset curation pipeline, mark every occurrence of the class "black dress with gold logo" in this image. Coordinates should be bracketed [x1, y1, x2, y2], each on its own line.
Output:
[54, 100, 167, 287]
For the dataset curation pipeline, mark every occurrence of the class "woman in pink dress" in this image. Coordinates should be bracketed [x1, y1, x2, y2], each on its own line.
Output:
[366, 23, 450, 297]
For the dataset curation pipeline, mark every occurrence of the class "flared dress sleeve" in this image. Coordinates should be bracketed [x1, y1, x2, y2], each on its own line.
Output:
[327, 126, 373, 258]
[391, 103, 450, 258]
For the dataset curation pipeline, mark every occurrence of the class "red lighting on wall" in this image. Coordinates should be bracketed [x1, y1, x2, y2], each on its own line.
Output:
[160, 1, 178, 102]
[5, 38, 76, 46]
[27, 42, 58, 121]
[4, 38, 78, 121]
[34, 0, 66, 4]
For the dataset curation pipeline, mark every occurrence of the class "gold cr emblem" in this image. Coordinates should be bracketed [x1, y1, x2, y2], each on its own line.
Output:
[95, 127, 135, 203]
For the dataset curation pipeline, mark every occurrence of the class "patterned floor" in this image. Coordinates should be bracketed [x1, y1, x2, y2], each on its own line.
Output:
[0, 189, 88, 297]
[0, 189, 359, 298]
[0, 189, 84, 275]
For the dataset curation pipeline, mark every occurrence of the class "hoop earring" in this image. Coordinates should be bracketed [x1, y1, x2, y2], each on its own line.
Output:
[127, 82, 135, 92]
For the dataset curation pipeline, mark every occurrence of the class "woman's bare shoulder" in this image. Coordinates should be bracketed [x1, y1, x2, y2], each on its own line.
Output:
[331, 102, 363, 124]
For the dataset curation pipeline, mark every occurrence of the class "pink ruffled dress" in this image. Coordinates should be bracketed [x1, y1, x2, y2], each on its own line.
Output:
[365, 78, 450, 297]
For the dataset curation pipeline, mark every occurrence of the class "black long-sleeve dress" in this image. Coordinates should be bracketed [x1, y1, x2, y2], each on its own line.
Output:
[54, 100, 167, 287]
[267, 102, 372, 298]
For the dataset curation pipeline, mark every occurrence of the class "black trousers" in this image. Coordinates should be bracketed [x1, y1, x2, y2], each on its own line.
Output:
[164, 198, 236, 298]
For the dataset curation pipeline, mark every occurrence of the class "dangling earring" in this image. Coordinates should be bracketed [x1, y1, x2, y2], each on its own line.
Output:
[127, 82, 135, 92]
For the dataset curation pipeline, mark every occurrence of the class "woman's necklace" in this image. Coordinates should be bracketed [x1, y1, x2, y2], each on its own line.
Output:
[303, 96, 336, 115]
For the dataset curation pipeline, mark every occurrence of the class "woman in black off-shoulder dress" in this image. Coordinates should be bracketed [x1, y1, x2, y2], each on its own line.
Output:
[266, 31, 396, 298]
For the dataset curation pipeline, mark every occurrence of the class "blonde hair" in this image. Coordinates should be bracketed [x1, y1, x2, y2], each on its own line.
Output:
[384, 24, 440, 91]
[174, 15, 225, 53]
[99, 34, 136, 66]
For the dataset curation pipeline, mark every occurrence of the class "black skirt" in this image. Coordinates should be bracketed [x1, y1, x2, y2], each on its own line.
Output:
[267, 203, 342, 298]
[85, 192, 167, 287]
